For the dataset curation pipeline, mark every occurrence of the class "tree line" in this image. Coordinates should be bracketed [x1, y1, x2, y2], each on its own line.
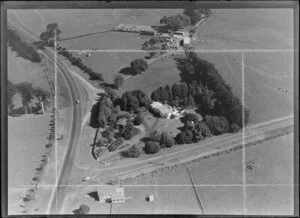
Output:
[160, 8, 212, 31]
[8, 27, 42, 63]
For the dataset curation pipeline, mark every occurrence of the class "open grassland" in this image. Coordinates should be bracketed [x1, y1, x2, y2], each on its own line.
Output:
[9, 9, 181, 42]
[197, 186, 244, 214]
[8, 47, 50, 92]
[62, 32, 150, 50]
[120, 132, 293, 214]
[246, 186, 293, 215]
[8, 114, 51, 186]
[245, 133, 293, 184]
[121, 54, 182, 95]
[60, 185, 201, 214]
[244, 52, 293, 124]
[194, 9, 293, 50]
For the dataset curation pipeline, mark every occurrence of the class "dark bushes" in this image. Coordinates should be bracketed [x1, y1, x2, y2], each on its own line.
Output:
[144, 141, 160, 154]
[8, 28, 42, 63]
[121, 145, 142, 158]
[204, 115, 230, 135]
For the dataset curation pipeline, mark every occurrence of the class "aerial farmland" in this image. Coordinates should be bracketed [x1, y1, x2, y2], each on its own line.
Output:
[6, 4, 296, 216]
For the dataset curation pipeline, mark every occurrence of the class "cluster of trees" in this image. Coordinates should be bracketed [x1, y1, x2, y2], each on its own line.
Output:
[150, 82, 198, 108]
[179, 52, 250, 128]
[8, 80, 51, 116]
[160, 14, 191, 31]
[8, 28, 42, 63]
[113, 74, 125, 89]
[121, 144, 142, 158]
[144, 130, 175, 154]
[40, 23, 61, 46]
[142, 36, 168, 51]
[204, 115, 229, 135]
[159, 8, 212, 31]
[175, 115, 212, 144]
[183, 8, 212, 24]
[120, 121, 140, 140]
[58, 48, 103, 81]
[73, 204, 90, 215]
[119, 90, 151, 113]
[130, 59, 148, 75]
[97, 95, 120, 128]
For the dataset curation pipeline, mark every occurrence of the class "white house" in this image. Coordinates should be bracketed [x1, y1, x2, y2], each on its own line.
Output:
[150, 101, 184, 119]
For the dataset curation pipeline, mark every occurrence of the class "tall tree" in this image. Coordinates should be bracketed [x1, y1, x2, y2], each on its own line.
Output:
[16, 82, 34, 114]
[114, 74, 125, 89]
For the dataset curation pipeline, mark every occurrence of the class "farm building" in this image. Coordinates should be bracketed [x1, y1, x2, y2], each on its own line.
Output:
[114, 24, 155, 34]
[98, 186, 125, 204]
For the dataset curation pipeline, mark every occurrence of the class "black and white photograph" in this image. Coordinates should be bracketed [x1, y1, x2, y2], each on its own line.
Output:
[1, 1, 298, 216]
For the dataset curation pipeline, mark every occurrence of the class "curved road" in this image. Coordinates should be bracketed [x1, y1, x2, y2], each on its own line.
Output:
[8, 15, 87, 214]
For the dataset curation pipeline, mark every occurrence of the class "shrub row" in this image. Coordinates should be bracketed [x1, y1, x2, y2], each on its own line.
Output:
[58, 49, 103, 81]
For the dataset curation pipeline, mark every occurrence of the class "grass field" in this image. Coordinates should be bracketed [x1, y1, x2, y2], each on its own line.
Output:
[8, 114, 51, 187]
[244, 52, 293, 124]
[8, 47, 51, 92]
[9, 9, 181, 41]
[194, 9, 293, 50]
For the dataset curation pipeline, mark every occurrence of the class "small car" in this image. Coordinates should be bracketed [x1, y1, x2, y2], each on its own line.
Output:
[83, 176, 91, 182]
[75, 100, 80, 104]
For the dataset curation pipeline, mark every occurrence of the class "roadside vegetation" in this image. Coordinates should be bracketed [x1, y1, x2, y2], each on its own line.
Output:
[8, 27, 42, 63]
[38, 23, 104, 82]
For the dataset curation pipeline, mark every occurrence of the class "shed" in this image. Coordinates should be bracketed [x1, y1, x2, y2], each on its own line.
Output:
[146, 194, 154, 202]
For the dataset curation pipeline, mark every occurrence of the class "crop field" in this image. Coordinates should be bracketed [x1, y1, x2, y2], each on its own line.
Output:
[194, 9, 293, 50]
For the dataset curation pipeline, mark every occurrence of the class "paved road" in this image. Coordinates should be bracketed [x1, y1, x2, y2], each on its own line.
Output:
[97, 115, 293, 182]
[8, 15, 87, 214]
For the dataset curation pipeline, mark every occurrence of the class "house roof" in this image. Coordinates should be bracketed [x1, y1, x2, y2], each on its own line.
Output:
[116, 118, 127, 126]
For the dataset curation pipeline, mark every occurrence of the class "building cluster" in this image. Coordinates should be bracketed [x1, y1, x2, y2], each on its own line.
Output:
[114, 24, 192, 49]
[98, 186, 125, 204]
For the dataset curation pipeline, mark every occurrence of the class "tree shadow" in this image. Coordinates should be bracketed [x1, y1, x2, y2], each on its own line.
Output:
[140, 137, 152, 143]
[177, 126, 185, 132]
[99, 82, 116, 90]
[87, 191, 99, 201]
[89, 101, 100, 128]
[119, 67, 137, 76]
[8, 29, 42, 63]
[151, 25, 169, 33]
[174, 57, 196, 84]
